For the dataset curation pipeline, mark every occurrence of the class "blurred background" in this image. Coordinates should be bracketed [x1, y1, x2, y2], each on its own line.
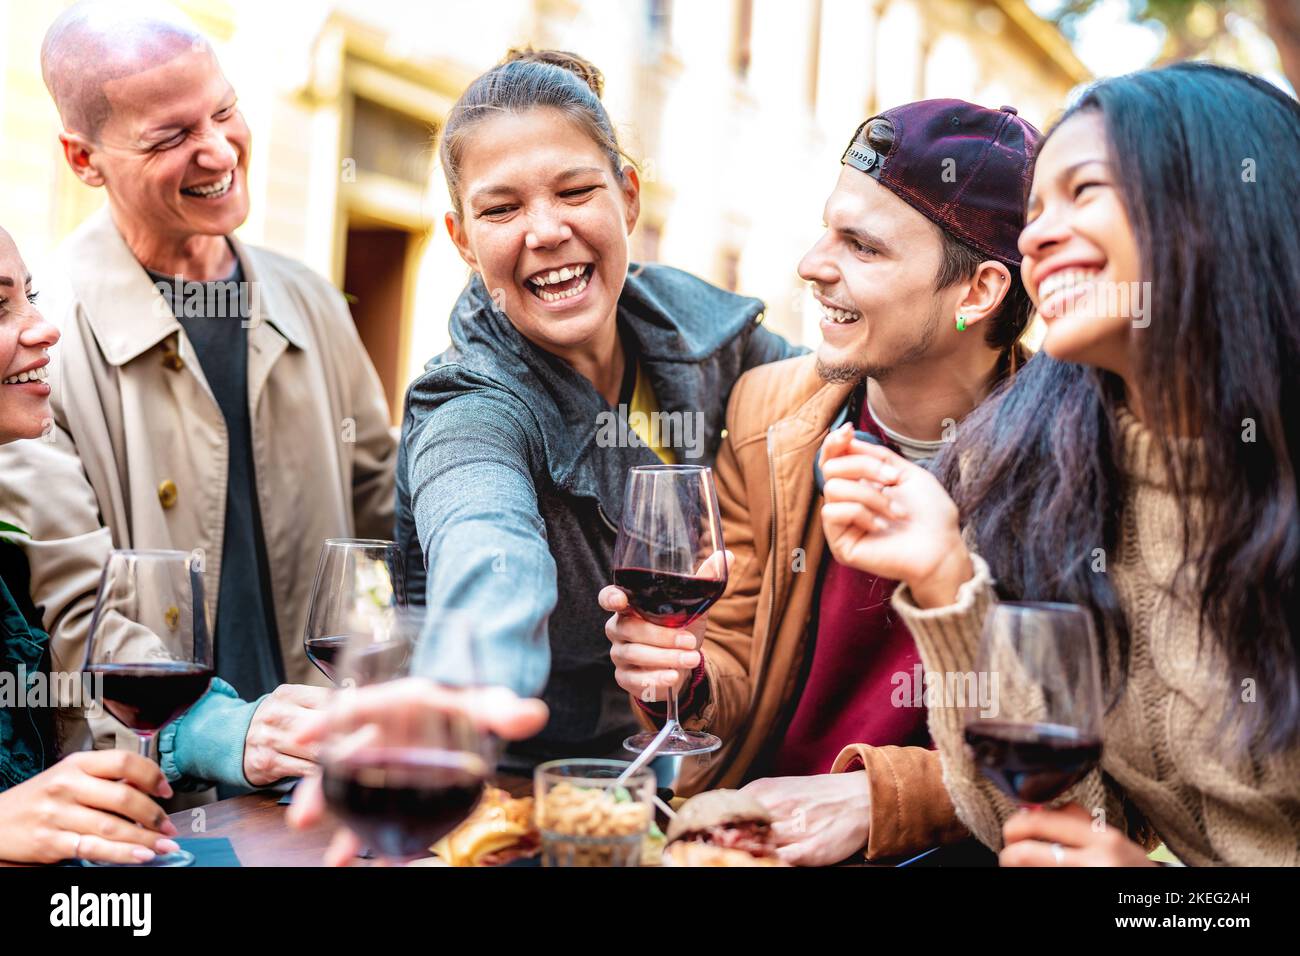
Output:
[0, 0, 1292, 421]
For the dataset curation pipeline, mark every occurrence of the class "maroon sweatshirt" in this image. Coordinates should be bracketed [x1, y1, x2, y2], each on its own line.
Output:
[768, 405, 930, 777]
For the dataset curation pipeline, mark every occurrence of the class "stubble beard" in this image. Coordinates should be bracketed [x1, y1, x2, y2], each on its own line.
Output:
[816, 298, 945, 385]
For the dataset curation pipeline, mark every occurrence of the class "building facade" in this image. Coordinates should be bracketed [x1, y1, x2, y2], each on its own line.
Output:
[0, 0, 1088, 419]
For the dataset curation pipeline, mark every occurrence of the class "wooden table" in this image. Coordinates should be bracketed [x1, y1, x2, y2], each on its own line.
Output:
[0, 772, 983, 867]
[165, 775, 996, 867]
[167, 774, 536, 867]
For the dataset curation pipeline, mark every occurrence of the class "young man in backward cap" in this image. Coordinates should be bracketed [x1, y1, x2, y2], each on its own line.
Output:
[601, 100, 1041, 864]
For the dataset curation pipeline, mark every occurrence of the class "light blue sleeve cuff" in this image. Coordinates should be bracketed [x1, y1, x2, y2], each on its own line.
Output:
[159, 679, 265, 790]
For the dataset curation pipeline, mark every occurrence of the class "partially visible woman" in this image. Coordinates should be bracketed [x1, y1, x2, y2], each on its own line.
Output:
[396, 49, 798, 768]
[0, 226, 183, 864]
[818, 63, 1300, 865]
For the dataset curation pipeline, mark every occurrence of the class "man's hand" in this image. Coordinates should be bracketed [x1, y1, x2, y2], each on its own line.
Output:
[600, 550, 732, 706]
[243, 684, 332, 787]
[739, 772, 872, 867]
[0, 750, 181, 865]
[999, 803, 1156, 867]
[286, 678, 548, 865]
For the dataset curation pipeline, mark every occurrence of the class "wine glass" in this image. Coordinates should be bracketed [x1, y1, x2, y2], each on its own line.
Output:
[302, 538, 406, 684]
[319, 609, 491, 864]
[613, 464, 727, 757]
[963, 601, 1105, 808]
[82, 549, 214, 867]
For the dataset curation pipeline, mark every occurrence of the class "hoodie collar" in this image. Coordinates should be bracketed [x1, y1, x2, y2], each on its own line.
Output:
[64, 207, 308, 366]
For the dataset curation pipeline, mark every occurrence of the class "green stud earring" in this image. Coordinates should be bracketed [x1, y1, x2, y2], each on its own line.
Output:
[956, 314, 967, 332]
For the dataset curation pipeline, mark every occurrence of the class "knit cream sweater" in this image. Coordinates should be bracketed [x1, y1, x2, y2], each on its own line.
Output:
[894, 408, 1300, 866]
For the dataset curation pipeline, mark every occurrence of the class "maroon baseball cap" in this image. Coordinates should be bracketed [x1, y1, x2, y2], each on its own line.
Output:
[841, 99, 1041, 265]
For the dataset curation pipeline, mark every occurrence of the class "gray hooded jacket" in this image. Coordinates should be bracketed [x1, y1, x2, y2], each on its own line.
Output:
[396, 264, 801, 765]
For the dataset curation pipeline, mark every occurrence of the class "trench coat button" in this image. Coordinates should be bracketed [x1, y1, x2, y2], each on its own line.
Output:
[162, 350, 184, 372]
[164, 606, 180, 630]
[158, 479, 178, 509]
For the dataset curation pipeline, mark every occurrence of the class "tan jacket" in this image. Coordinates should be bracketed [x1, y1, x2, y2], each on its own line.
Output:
[0, 209, 397, 747]
[634, 354, 966, 859]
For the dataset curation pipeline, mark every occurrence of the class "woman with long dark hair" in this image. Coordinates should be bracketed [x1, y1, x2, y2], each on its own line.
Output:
[817, 62, 1299, 865]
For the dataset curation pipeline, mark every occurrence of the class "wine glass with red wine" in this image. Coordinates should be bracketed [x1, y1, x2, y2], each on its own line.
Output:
[614, 464, 727, 757]
[82, 549, 214, 867]
[320, 609, 491, 864]
[303, 538, 406, 684]
[963, 602, 1105, 808]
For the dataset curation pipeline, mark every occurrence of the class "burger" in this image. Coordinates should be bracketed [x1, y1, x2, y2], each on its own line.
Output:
[663, 790, 789, 866]
[431, 787, 540, 866]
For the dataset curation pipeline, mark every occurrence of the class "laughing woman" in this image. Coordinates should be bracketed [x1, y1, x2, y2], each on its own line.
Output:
[818, 63, 1300, 865]
[396, 49, 798, 768]
[0, 226, 184, 864]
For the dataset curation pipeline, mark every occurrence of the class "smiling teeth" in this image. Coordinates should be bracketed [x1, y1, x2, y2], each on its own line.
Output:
[822, 305, 859, 324]
[528, 264, 590, 287]
[182, 171, 233, 198]
[1038, 268, 1100, 301]
[538, 270, 591, 302]
[2, 366, 48, 385]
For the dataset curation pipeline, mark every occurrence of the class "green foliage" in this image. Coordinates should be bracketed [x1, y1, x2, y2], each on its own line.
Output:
[1047, 0, 1236, 45]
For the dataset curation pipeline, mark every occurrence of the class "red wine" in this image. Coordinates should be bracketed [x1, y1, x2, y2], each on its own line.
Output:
[306, 635, 410, 685]
[304, 634, 349, 683]
[613, 567, 725, 629]
[321, 748, 486, 859]
[88, 662, 214, 734]
[964, 720, 1102, 805]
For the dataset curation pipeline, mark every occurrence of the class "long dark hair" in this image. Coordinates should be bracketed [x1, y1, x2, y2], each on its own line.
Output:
[935, 63, 1300, 751]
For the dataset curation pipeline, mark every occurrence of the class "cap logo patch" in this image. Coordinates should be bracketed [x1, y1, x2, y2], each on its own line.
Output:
[842, 142, 883, 179]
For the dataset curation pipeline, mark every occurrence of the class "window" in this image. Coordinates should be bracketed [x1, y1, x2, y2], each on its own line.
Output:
[351, 96, 437, 187]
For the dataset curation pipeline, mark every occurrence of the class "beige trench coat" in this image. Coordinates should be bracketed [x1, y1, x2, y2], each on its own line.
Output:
[0, 208, 397, 750]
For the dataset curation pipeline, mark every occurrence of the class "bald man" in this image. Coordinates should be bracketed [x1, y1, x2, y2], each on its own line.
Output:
[0, 1, 397, 795]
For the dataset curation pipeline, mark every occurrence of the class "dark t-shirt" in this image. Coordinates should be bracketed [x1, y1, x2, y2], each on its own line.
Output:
[148, 258, 284, 705]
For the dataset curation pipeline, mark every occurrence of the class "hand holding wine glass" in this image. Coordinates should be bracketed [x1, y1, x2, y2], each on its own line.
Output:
[610, 464, 728, 757]
[999, 801, 1155, 866]
[82, 549, 214, 867]
[0, 750, 179, 865]
[599, 550, 733, 704]
[818, 423, 972, 607]
[286, 679, 548, 866]
[963, 602, 1105, 813]
[312, 610, 498, 864]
